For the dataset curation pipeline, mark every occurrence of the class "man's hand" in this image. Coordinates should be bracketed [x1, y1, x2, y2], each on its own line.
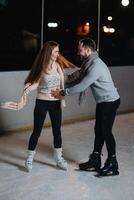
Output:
[51, 89, 64, 100]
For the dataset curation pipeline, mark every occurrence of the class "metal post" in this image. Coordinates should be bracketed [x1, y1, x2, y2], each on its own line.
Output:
[97, 0, 101, 54]
[41, 0, 44, 48]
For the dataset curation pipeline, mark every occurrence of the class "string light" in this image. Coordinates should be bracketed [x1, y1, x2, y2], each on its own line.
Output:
[121, 0, 129, 7]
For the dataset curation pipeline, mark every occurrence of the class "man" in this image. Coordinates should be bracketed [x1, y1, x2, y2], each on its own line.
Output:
[51, 38, 120, 177]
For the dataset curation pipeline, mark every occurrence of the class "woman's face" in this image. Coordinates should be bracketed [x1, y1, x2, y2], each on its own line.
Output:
[51, 46, 59, 61]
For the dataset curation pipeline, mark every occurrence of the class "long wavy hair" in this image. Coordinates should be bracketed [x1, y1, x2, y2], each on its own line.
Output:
[25, 41, 76, 85]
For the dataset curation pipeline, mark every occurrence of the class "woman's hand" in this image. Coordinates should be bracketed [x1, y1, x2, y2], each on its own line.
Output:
[0, 94, 27, 111]
[0, 101, 18, 110]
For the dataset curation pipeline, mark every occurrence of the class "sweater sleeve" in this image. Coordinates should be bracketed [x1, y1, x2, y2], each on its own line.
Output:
[23, 82, 39, 95]
[65, 64, 101, 95]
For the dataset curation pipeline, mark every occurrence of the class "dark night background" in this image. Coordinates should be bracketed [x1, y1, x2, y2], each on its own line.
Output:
[0, 0, 134, 70]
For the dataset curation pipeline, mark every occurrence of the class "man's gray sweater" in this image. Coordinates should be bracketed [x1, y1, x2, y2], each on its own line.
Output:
[65, 52, 120, 103]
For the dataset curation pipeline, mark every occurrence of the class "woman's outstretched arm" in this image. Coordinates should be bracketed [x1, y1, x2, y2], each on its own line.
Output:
[0, 82, 39, 111]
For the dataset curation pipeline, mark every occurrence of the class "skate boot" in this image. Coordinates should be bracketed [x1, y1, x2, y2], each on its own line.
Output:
[96, 155, 119, 177]
[25, 150, 36, 172]
[54, 148, 68, 170]
[79, 152, 101, 171]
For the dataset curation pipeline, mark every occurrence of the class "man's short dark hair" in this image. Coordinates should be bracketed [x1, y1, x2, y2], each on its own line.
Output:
[79, 38, 96, 51]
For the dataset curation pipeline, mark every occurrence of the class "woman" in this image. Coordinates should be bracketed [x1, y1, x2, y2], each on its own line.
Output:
[1, 41, 76, 171]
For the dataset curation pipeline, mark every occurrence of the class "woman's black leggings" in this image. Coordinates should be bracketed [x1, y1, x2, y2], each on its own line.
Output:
[93, 98, 120, 157]
[28, 99, 62, 150]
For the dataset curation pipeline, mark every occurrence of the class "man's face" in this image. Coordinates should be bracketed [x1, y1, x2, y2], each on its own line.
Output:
[77, 42, 91, 60]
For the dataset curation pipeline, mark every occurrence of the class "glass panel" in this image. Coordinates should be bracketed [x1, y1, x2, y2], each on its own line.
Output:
[100, 0, 134, 66]
[43, 0, 98, 67]
[0, 0, 134, 71]
[0, 0, 42, 71]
